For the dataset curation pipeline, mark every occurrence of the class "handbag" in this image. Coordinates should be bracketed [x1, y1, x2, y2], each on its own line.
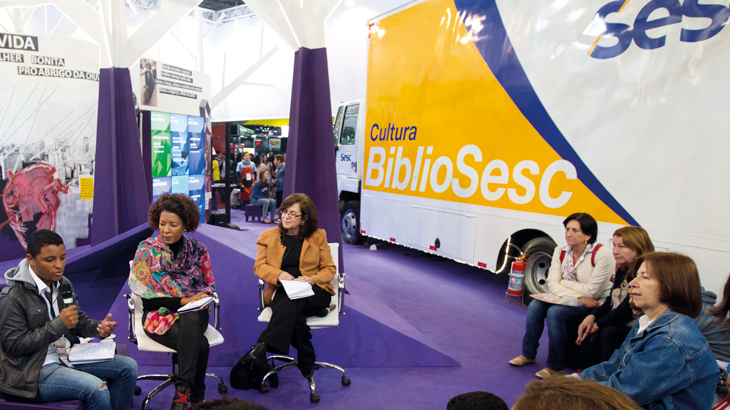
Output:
[229, 353, 272, 391]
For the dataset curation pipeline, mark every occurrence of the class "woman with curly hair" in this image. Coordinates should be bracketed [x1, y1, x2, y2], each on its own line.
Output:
[129, 193, 215, 409]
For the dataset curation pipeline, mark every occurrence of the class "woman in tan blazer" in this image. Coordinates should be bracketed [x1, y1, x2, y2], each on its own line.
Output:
[242, 193, 336, 378]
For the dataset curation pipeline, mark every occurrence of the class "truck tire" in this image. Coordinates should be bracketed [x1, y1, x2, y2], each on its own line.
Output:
[521, 237, 557, 296]
[341, 201, 365, 245]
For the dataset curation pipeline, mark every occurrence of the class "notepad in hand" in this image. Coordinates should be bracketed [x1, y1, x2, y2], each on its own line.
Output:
[531, 293, 581, 306]
[69, 342, 116, 364]
[178, 296, 214, 313]
[280, 280, 315, 300]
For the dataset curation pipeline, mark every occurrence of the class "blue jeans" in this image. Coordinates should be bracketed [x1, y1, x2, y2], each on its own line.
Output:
[255, 198, 277, 220]
[36, 355, 138, 410]
[522, 299, 591, 370]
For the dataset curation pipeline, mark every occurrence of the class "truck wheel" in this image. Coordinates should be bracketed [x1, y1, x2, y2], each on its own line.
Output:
[341, 201, 365, 245]
[521, 237, 556, 296]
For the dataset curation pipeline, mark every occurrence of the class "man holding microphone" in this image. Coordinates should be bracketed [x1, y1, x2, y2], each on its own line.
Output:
[0, 229, 137, 410]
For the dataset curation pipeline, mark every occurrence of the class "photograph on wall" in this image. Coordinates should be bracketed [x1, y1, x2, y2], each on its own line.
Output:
[0, 34, 100, 261]
[132, 56, 210, 117]
[170, 113, 188, 176]
[151, 111, 171, 177]
[140, 58, 157, 107]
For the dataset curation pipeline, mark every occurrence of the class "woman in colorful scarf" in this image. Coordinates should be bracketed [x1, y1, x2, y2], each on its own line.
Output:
[509, 213, 615, 379]
[129, 194, 215, 410]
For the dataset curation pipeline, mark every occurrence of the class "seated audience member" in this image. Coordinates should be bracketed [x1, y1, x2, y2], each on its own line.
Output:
[0, 229, 138, 410]
[242, 193, 336, 378]
[129, 193, 216, 409]
[512, 376, 642, 410]
[251, 169, 277, 224]
[696, 272, 730, 361]
[510, 213, 615, 378]
[580, 252, 719, 410]
[446, 391, 508, 410]
[576, 226, 654, 366]
[193, 397, 268, 410]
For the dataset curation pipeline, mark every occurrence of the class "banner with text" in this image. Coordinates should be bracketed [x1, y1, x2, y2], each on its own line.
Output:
[0, 33, 99, 261]
[132, 57, 210, 117]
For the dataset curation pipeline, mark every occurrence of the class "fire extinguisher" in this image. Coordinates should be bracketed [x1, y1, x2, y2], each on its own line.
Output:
[507, 255, 529, 297]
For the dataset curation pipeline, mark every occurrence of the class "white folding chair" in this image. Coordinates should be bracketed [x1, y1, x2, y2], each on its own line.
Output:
[256, 242, 350, 403]
[125, 264, 227, 410]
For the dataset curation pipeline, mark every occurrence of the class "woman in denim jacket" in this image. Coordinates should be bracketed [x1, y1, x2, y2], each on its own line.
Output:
[580, 252, 719, 410]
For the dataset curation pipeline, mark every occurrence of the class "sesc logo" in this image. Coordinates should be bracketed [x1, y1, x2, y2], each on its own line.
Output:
[588, 0, 729, 59]
[340, 150, 353, 162]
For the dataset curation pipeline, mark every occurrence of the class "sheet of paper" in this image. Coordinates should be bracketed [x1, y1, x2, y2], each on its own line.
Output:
[531, 293, 582, 307]
[178, 296, 213, 313]
[280, 280, 314, 300]
[530, 293, 566, 305]
[69, 342, 115, 364]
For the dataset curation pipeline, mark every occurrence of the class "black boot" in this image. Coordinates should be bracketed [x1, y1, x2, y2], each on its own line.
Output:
[171, 384, 191, 410]
[243, 342, 267, 365]
[190, 384, 205, 406]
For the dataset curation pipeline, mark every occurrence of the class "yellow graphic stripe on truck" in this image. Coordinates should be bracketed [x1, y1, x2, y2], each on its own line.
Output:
[363, 0, 627, 225]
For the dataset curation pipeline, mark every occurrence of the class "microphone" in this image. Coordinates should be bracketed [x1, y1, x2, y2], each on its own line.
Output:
[60, 283, 73, 306]
[317, 304, 337, 318]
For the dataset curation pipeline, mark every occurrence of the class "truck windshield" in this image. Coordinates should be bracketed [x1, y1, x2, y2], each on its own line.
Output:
[340, 104, 359, 145]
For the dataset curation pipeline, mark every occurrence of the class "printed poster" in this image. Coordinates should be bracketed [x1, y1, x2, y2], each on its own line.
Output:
[187, 116, 205, 175]
[151, 112, 171, 177]
[0, 33, 99, 261]
[188, 174, 205, 224]
[170, 113, 188, 176]
[152, 177, 171, 203]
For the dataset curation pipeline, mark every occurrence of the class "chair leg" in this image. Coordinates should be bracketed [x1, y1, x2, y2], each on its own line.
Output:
[314, 361, 348, 378]
[258, 356, 350, 402]
[308, 376, 319, 403]
[205, 372, 228, 394]
[140, 377, 174, 410]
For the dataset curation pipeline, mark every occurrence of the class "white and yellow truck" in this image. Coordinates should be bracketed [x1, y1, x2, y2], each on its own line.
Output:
[333, 0, 730, 295]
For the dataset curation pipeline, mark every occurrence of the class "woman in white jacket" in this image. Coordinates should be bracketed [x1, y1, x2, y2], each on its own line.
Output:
[509, 213, 615, 379]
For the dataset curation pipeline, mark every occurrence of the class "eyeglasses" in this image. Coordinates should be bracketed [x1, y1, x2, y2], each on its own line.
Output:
[280, 210, 301, 219]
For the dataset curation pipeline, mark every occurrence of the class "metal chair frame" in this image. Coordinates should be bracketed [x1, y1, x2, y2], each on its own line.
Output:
[256, 243, 351, 403]
[125, 292, 227, 410]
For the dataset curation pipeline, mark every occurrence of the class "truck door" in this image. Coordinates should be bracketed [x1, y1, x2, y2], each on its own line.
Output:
[335, 103, 359, 180]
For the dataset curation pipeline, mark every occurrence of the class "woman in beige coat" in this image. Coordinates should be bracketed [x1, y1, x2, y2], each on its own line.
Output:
[509, 213, 615, 379]
[242, 193, 336, 378]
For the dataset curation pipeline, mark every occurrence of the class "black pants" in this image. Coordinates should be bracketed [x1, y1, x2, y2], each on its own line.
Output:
[258, 285, 331, 361]
[579, 324, 633, 368]
[275, 190, 283, 209]
[598, 324, 632, 362]
[145, 311, 210, 394]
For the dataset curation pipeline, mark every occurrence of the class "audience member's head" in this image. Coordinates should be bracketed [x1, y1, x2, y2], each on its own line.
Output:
[512, 375, 642, 410]
[446, 391, 508, 410]
[634, 252, 702, 318]
[612, 226, 654, 277]
[192, 397, 268, 410]
[563, 213, 597, 244]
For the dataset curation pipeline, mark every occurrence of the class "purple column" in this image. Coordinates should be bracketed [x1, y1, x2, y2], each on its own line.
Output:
[284, 47, 344, 269]
[90, 68, 150, 246]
